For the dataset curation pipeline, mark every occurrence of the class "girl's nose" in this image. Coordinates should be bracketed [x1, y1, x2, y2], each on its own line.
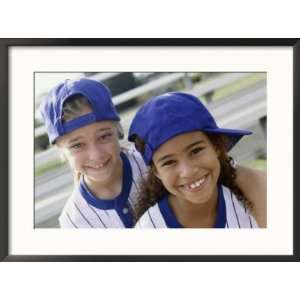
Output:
[178, 160, 198, 178]
[87, 143, 107, 162]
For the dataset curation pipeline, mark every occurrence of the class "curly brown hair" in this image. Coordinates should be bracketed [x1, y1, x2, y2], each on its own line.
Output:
[133, 133, 253, 223]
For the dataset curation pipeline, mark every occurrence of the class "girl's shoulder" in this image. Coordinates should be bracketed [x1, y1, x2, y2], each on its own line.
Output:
[58, 188, 86, 228]
[235, 167, 266, 227]
[221, 185, 258, 228]
[135, 201, 168, 228]
[121, 147, 148, 178]
[121, 146, 144, 161]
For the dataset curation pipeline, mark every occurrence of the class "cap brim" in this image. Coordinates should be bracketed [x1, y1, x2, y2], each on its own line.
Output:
[203, 127, 252, 150]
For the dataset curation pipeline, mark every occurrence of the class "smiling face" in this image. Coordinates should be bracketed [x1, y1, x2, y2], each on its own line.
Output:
[152, 131, 221, 206]
[57, 119, 122, 186]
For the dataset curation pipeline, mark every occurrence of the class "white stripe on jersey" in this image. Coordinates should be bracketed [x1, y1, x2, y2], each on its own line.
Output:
[59, 209, 78, 228]
[59, 190, 110, 228]
[135, 205, 168, 228]
[59, 195, 91, 228]
[105, 209, 126, 228]
[222, 187, 240, 228]
[59, 148, 147, 228]
[125, 148, 148, 208]
[86, 203, 109, 228]
[222, 186, 257, 228]
[135, 185, 258, 228]
[59, 186, 130, 228]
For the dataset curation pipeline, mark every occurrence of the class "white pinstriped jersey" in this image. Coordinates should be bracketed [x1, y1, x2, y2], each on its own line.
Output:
[59, 148, 147, 228]
[135, 185, 258, 228]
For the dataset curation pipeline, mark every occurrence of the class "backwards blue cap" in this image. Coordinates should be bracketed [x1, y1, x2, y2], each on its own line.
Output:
[128, 92, 251, 165]
[40, 78, 120, 144]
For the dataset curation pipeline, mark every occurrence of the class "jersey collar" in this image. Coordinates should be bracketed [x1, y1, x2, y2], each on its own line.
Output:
[158, 184, 226, 228]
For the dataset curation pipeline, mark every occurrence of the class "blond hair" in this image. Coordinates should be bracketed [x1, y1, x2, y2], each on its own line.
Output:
[59, 95, 124, 184]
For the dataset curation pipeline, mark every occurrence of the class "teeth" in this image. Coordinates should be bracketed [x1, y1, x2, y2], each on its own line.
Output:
[88, 163, 105, 169]
[187, 177, 206, 189]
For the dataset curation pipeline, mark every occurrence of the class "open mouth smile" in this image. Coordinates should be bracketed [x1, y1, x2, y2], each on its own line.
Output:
[180, 175, 208, 192]
[85, 159, 110, 170]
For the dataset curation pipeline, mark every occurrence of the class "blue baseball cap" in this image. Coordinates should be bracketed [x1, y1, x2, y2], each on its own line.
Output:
[40, 78, 120, 144]
[128, 92, 252, 165]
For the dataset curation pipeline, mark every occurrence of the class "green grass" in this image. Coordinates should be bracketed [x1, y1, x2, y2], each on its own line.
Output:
[35, 159, 66, 177]
[35, 73, 267, 177]
[35, 158, 267, 178]
[213, 73, 266, 102]
[244, 159, 267, 172]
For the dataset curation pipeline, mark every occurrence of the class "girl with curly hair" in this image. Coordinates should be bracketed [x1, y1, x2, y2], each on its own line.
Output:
[129, 92, 260, 228]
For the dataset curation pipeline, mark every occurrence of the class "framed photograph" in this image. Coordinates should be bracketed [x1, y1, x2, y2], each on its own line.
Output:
[1, 39, 299, 261]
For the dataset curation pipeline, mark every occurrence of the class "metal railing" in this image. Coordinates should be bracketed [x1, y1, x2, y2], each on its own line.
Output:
[35, 72, 257, 167]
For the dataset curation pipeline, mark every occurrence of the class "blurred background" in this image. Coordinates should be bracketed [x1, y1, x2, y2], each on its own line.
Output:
[34, 72, 267, 228]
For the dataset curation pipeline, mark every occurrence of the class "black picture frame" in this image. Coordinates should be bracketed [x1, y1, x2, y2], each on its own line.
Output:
[1, 38, 299, 262]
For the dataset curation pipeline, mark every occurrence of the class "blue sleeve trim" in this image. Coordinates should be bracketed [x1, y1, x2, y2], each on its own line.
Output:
[214, 185, 227, 228]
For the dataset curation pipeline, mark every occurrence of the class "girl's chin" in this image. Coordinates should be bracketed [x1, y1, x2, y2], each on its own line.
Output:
[85, 175, 113, 186]
[83, 170, 113, 184]
[185, 196, 211, 205]
[177, 186, 217, 206]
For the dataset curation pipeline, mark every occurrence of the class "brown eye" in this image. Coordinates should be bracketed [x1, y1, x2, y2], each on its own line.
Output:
[161, 160, 176, 167]
[97, 132, 113, 143]
[191, 147, 204, 155]
[102, 133, 113, 140]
